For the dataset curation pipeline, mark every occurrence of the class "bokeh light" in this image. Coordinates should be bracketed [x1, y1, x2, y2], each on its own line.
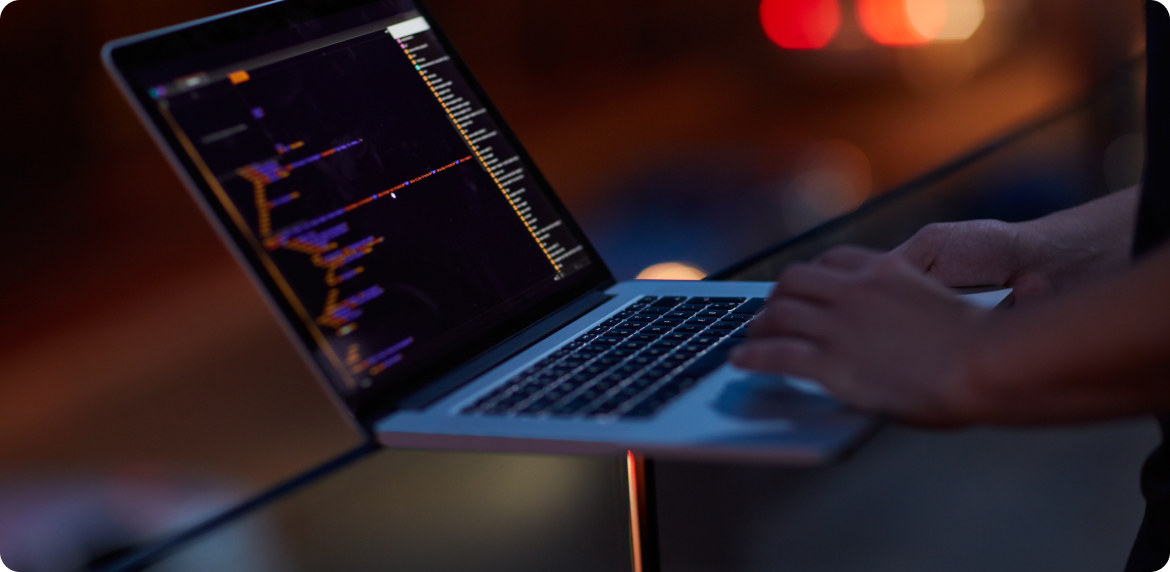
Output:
[857, 0, 984, 46]
[934, 0, 985, 42]
[760, 0, 842, 50]
[857, 0, 941, 45]
[781, 140, 873, 232]
[636, 263, 708, 281]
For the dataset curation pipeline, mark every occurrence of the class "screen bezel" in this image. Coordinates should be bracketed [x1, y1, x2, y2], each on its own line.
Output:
[103, 0, 615, 431]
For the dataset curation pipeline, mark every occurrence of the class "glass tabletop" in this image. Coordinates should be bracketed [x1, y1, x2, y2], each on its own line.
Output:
[83, 57, 1151, 572]
[93, 446, 635, 572]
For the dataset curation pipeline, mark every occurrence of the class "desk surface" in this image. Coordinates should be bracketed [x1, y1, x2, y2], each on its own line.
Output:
[92, 63, 1158, 572]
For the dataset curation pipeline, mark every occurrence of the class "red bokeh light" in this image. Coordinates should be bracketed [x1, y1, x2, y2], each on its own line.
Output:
[760, 0, 842, 50]
[856, 0, 934, 46]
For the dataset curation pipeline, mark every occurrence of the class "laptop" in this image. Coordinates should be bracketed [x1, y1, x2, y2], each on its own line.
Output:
[103, 0, 996, 463]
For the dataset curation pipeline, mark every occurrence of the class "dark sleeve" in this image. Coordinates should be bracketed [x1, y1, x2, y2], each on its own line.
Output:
[1136, 0, 1170, 257]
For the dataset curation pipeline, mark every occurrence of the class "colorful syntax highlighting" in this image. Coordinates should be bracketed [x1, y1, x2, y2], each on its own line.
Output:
[232, 145, 474, 333]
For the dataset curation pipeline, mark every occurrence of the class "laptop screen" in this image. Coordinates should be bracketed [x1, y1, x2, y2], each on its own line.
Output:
[106, 0, 609, 419]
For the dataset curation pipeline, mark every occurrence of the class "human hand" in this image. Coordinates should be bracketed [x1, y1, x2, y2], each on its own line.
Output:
[730, 246, 990, 426]
[893, 188, 1138, 304]
[893, 219, 1066, 303]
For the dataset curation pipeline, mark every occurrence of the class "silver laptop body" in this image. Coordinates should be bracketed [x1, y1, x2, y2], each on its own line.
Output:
[104, 0, 878, 464]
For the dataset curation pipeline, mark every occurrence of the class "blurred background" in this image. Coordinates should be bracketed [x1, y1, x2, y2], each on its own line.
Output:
[0, 0, 1160, 570]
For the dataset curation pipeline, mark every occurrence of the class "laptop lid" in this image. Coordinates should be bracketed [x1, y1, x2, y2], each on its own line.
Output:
[103, 0, 613, 430]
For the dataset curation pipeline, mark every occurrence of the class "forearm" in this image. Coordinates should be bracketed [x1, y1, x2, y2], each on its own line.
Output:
[1019, 186, 1140, 293]
[958, 241, 1170, 424]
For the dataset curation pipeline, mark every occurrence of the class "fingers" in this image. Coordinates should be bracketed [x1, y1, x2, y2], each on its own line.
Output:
[730, 337, 826, 381]
[770, 263, 851, 305]
[770, 246, 884, 305]
[751, 297, 831, 340]
[891, 225, 946, 272]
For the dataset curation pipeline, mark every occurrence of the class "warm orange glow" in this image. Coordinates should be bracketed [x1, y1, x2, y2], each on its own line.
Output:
[857, 0, 942, 46]
[636, 262, 707, 281]
[760, 0, 842, 50]
[858, 0, 982, 46]
[934, 0, 985, 41]
[627, 451, 644, 572]
[228, 70, 250, 85]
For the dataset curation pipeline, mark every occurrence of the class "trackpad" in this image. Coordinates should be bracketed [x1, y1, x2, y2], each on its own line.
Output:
[713, 375, 844, 421]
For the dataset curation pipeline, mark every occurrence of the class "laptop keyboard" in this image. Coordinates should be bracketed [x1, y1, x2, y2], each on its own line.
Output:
[462, 296, 767, 421]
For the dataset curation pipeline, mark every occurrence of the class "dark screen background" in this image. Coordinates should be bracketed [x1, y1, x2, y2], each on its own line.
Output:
[134, 7, 595, 398]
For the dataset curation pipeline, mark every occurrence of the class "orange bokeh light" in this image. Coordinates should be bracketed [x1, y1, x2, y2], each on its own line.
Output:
[856, 0, 946, 46]
[760, 0, 842, 50]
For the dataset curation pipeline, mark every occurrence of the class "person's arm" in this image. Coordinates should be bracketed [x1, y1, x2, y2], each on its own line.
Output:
[729, 241, 1170, 426]
[895, 187, 1139, 302]
[959, 242, 1170, 424]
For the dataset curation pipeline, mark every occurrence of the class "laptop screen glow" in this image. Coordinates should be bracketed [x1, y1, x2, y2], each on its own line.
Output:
[117, 2, 598, 407]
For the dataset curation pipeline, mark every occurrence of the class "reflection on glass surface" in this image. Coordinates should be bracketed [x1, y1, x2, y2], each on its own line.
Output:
[716, 60, 1145, 281]
[121, 451, 632, 572]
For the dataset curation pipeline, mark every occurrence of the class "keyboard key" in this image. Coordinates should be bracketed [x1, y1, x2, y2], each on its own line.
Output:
[534, 371, 562, 382]
[709, 322, 740, 330]
[627, 314, 656, 322]
[732, 298, 767, 314]
[575, 386, 603, 400]
[686, 297, 746, 305]
[595, 376, 627, 391]
[676, 304, 706, 312]
[591, 398, 626, 415]
[642, 326, 672, 335]
[629, 334, 659, 343]
[719, 314, 752, 323]
[642, 368, 671, 380]
[665, 311, 696, 319]
[653, 318, 684, 327]
[685, 317, 719, 325]
[639, 307, 671, 315]
[552, 398, 594, 416]
[708, 302, 740, 310]
[651, 296, 687, 308]
[663, 332, 694, 342]
[675, 339, 740, 380]
[638, 296, 660, 303]
[602, 318, 625, 326]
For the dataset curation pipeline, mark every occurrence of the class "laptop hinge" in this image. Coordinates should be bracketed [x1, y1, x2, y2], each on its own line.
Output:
[397, 289, 615, 410]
